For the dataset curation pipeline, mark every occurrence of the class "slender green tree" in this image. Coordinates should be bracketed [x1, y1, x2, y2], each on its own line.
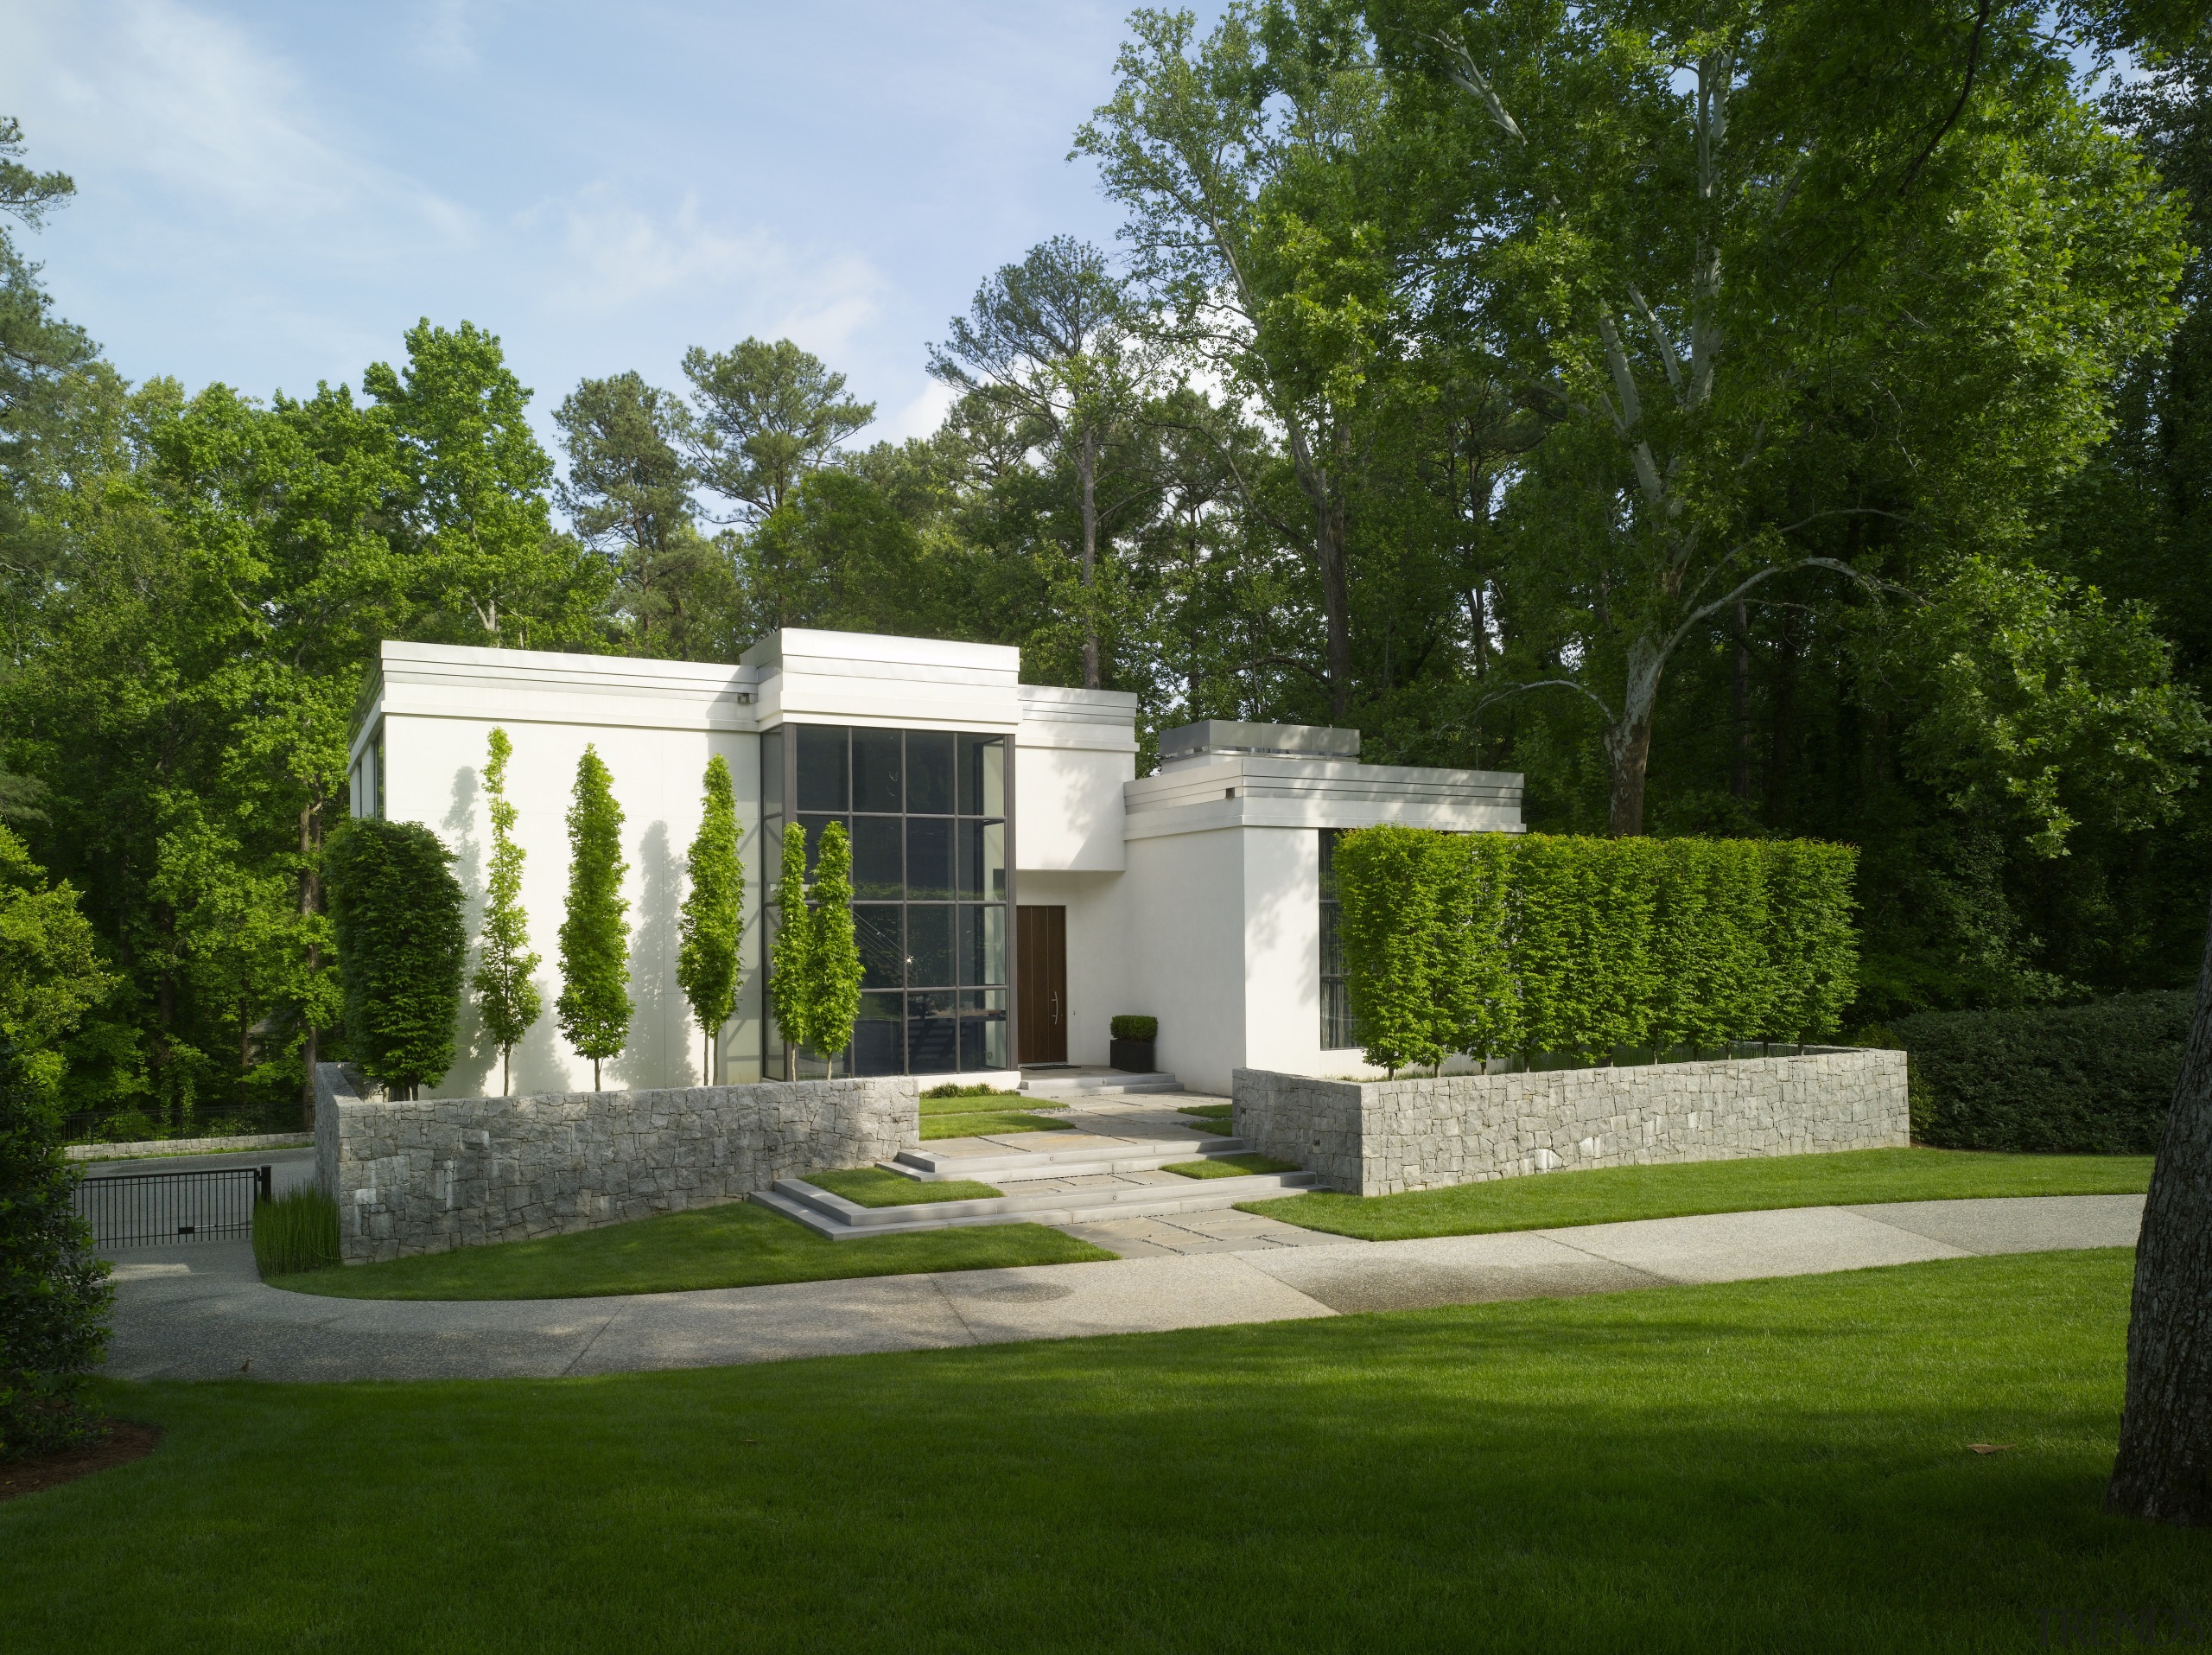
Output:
[769, 822, 810, 1079]
[325, 819, 466, 1098]
[470, 728, 540, 1095]
[805, 821, 863, 1066]
[556, 747, 630, 1089]
[677, 754, 743, 1085]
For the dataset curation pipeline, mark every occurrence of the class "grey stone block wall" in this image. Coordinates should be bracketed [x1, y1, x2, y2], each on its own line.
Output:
[313, 1064, 917, 1264]
[1233, 1049, 1909, 1198]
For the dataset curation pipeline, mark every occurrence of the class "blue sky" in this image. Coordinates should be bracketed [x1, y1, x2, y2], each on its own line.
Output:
[0, 0, 1193, 451]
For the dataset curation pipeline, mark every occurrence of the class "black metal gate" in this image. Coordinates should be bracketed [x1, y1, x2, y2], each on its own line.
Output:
[73, 1165, 272, 1248]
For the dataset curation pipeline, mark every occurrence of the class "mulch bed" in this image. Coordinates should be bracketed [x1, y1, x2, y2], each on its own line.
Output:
[0, 1421, 162, 1503]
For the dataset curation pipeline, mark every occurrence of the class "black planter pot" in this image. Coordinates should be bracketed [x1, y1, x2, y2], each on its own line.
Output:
[1109, 1038, 1156, 1073]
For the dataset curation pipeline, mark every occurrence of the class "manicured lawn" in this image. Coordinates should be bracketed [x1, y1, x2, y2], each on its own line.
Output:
[13, 1251, 2206, 1652]
[806, 1167, 1001, 1206]
[919, 1086, 1031, 1116]
[1162, 1153, 1301, 1180]
[920, 1109, 1073, 1140]
[1243, 1146, 2153, 1240]
[1177, 1103, 1233, 1132]
[265, 1200, 1111, 1301]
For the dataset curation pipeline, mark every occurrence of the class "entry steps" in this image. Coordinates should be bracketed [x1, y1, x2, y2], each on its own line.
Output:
[1018, 1069, 1185, 1100]
[750, 1135, 1319, 1240]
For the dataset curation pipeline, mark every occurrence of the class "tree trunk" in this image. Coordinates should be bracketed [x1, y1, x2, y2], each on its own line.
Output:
[593, 1058, 601, 1092]
[1079, 426, 1101, 691]
[501, 1044, 511, 1098]
[1604, 710, 1652, 837]
[2107, 892, 2212, 1525]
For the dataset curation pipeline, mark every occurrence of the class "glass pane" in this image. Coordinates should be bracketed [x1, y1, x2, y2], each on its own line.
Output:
[906, 903, 954, 988]
[959, 989, 1007, 1071]
[854, 992, 904, 1076]
[851, 816, 902, 900]
[958, 905, 1006, 987]
[907, 729, 954, 814]
[906, 817, 953, 901]
[795, 724, 849, 812]
[959, 734, 1005, 817]
[855, 905, 903, 989]
[797, 814, 842, 875]
[957, 819, 1006, 899]
[906, 991, 958, 1073]
[761, 729, 783, 820]
[852, 727, 902, 813]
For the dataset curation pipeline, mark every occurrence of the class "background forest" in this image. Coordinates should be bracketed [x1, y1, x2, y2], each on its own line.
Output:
[1, 0, 2208, 1134]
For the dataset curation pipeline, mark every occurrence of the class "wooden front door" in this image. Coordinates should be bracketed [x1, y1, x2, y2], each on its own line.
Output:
[1017, 905, 1068, 1065]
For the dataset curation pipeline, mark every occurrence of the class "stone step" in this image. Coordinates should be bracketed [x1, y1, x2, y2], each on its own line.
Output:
[893, 1138, 1250, 1181]
[1019, 1070, 1185, 1098]
[752, 1167, 1319, 1240]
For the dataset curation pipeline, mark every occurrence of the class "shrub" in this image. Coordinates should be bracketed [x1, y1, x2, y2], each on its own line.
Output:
[1895, 991, 2189, 1153]
[252, 1186, 341, 1276]
[1110, 1015, 1157, 1041]
[326, 818, 467, 1099]
[769, 823, 810, 1074]
[0, 1043, 112, 1459]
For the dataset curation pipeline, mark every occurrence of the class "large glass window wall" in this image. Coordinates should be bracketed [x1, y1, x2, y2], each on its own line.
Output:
[763, 723, 1009, 1076]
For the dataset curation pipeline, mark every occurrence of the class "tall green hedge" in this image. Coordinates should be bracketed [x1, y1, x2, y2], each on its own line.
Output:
[1894, 991, 2190, 1154]
[326, 818, 467, 1098]
[1334, 830, 1859, 1073]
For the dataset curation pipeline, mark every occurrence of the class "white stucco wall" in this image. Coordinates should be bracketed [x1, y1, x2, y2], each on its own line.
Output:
[1014, 870, 1128, 1067]
[376, 712, 765, 1098]
[1015, 747, 1133, 873]
[1121, 829, 1251, 1094]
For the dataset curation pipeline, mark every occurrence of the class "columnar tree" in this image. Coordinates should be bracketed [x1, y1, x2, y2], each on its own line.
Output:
[769, 822, 810, 1079]
[325, 819, 466, 1099]
[2107, 888, 2212, 1525]
[677, 754, 743, 1085]
[805, 822, 863, 1065]
[471, 729, 540, 1096]
[556, 747, 630, 1090]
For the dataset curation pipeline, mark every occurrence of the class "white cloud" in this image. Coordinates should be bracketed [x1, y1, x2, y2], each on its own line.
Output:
[882, 378, 956, 443]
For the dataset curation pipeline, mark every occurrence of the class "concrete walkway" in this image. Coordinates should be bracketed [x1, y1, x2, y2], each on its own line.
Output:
[97, 1194, 2145, 1384]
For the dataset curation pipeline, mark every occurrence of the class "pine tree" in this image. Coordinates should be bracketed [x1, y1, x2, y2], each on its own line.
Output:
[806, 820, 862, 1066]
[769, 822, 810, 1079]
[471, 729, 541, 1096]
[556, 746, 630, 1089]
[677, 754, 742, 1085]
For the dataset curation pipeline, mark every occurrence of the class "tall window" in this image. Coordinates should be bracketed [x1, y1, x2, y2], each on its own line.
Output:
[1319, 827, 1358, 1050]
[763, 724, 1009, 1076]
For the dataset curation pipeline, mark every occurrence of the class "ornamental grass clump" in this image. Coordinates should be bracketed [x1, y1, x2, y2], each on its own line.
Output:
[252, 1186, 340, 1276]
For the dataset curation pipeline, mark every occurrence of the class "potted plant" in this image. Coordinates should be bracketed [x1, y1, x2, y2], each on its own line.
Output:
[1109, 1015, 1157, 1073]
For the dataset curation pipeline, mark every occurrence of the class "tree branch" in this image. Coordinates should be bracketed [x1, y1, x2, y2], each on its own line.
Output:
[1897, 0, 1993, 197]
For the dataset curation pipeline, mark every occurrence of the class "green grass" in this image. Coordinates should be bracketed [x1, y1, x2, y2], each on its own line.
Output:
[251, 1187, 340, 1276]
[11, 1251, 2207, 1652]
[1162, 1153, 1300, 1180]
[1177, 1104, 1234, 1132]
[265, 1200, 1111, 1301]
[805, 1167, 1001, 1206]
[1242, 1145, 2154, 1240]
[920, 1086, 1030, 1115]
[919, 1110, 1074, 1140]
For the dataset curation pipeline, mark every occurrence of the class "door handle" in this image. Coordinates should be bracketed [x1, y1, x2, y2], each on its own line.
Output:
[1052, 991, 1059, 1025]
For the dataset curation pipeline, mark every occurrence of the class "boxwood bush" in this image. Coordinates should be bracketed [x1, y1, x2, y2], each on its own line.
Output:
[1894, 991, 2190, 1154]
[1110, 1015, 1157, 1042]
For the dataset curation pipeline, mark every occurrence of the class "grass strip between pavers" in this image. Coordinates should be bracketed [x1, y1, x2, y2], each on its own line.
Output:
[918, 1087, 1032, 1117]
[1162, 1153, 1300, 1181]
[264, 1200, 1112, 1301]
[918, 1109, 1074, 1141]
[1176, 1104, 1234, 1133]
[805, 1167, 1001, 1207]
[1239, 1145, 2153, 1240]
[16, 1252, 2208, 1653]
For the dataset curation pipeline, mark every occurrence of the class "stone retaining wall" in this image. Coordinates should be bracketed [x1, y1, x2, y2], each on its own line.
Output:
[67, 1131, 315, 1162]
[314, 1064, 917, 1264]
[1233, 1048, 1909, 1198]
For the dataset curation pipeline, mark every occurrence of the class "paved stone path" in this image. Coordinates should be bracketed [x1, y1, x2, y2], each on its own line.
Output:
[97, 1194, 2145, 1384]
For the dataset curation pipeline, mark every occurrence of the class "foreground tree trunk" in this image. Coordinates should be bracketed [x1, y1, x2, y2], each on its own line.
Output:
[2107, 892, 2212, 1525]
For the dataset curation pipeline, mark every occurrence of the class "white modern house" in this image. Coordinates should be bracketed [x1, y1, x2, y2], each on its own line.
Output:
[348, 628, 1524, 1097]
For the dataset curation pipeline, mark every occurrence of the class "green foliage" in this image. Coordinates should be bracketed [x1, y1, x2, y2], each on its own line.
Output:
[1338, 830, 1859, 1069]
[1109, 1015, 1156, 1041]
[252, 1185, 340, 1276]
[0, 825, 111, 1100]
[325, 819, 466, 1098]
[769, 823, 810, 1064]
[556, 748, 630, 1084]
[0, 1040, 111, 1459]
[470, 729, 540, 1096]
[676, 754, 743, 1078]
[682, 337, 875, 521]
[804, 822, 863, 1063]
[1893, 990, 2190, 1154]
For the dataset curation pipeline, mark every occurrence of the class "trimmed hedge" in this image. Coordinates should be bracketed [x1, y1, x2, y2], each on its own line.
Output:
[1894, 991, 2190, 1154]
[1110, 1015, 1157, 1041]
[1333, 829, 1859, 1072]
